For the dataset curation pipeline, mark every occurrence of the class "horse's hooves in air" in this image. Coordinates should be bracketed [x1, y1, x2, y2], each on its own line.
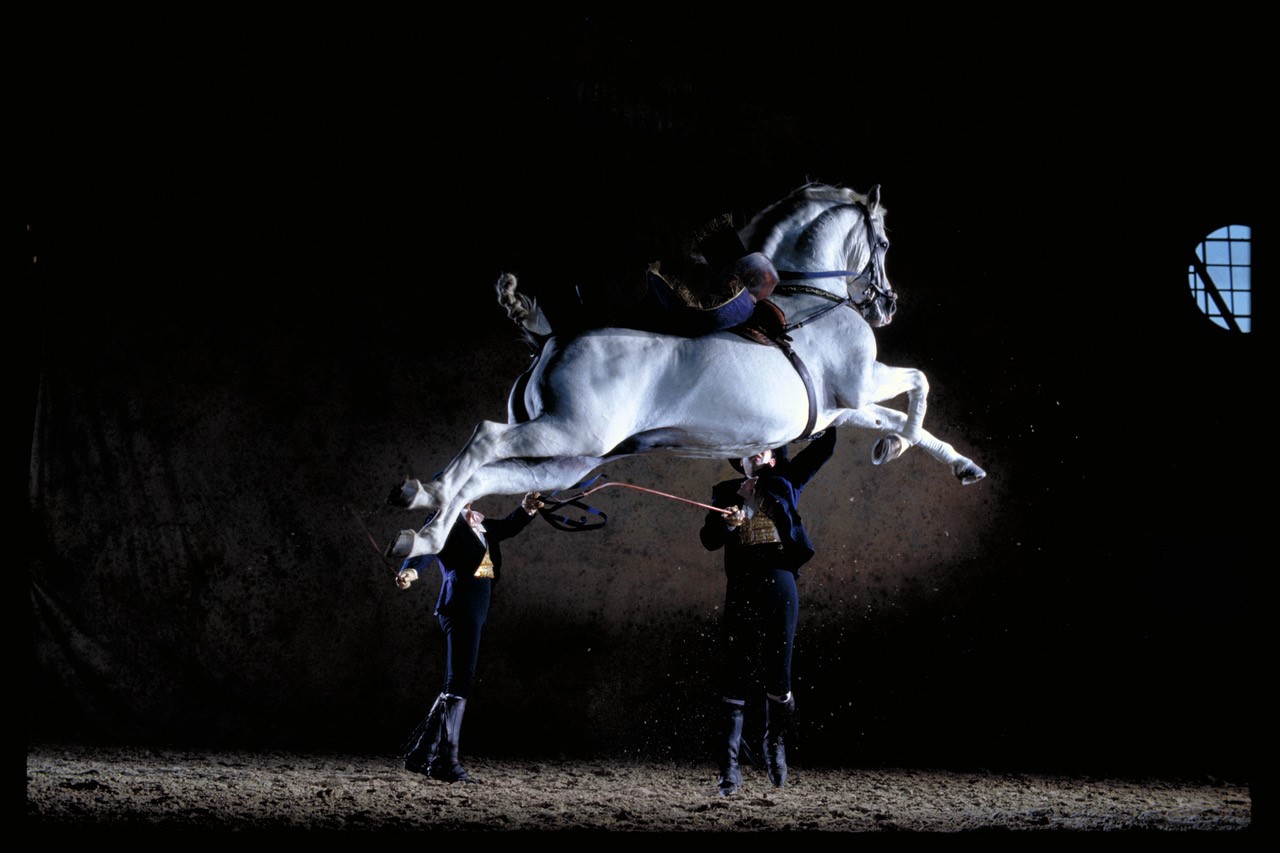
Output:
[385, 530, 417, 560]
[957, 464, 987, 485]
[388, 479, 425, 508]
[872, 435, 906, 466]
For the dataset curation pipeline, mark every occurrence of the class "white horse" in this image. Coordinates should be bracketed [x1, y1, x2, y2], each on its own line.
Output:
[387, 183, 985, 559]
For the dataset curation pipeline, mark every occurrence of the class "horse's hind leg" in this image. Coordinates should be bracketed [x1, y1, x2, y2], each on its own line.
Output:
[386, 490, 470, 560]
[387, 419, 615, 556]
[385, 456, 614, 560]
[413, 418, 616, 508]
[387, 419, 511, 514]
[384, 420, 509, 557]
[387, 478, 431, 509]
[458, 456, 614, 502]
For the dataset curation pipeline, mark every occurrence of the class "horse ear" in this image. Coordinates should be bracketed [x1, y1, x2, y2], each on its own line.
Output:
[867, 184, 882, 211]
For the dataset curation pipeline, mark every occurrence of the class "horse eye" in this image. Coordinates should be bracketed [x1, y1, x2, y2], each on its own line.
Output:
[879, 240, 889, 250]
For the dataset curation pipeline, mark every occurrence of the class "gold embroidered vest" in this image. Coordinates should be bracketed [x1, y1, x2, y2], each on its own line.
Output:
[732, 511, 782, 547]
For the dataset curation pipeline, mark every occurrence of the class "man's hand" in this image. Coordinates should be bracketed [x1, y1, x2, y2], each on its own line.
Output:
[724, 506, 746, 528]
[522, 491, 545, 516]
[395, 567, 419, 590]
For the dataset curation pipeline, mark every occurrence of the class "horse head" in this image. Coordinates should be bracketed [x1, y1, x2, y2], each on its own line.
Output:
[853, 185, 897, 328]
[742, 182, 898, 328]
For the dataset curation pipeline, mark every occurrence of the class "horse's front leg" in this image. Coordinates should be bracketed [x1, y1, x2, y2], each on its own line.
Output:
[836, 365, 926, 460]
[869, 363, 928, 438]
[860, 404, 988, 481]
[834, 407, 913, 465]
[836, 404, 986, 484]
[853, 363, 929, 463]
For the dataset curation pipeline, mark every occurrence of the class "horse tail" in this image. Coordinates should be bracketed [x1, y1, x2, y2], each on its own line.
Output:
[495, 272, 553, 348]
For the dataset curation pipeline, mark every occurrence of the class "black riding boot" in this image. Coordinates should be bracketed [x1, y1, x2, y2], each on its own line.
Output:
[716, 700, 745, 796]
[764, 692, 795, 787]
[403, 693, 472, 783]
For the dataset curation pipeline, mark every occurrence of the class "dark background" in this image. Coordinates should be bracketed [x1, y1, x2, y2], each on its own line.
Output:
[23, 15, 1265, 785]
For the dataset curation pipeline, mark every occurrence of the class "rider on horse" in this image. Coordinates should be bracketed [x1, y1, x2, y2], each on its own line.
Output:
[640, 219, 784, 340]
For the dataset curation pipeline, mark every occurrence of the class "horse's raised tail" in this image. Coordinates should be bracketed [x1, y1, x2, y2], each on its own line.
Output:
[496, 272, 553, 346]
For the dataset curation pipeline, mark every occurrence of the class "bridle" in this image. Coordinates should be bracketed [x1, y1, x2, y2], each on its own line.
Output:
[772, 202, 896, 330]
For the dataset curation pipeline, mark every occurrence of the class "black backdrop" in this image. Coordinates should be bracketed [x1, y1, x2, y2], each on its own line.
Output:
[23, 16, 1265, 783]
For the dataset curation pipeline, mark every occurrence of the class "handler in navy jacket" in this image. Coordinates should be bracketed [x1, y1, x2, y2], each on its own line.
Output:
[699, 427, 838, 796]
[396, 491, 543, 783]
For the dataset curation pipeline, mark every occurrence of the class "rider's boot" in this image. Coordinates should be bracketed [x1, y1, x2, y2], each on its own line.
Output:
[764, 692, 795, 787]
[404, 693, 472, 784]
[716, 698, 745, 797]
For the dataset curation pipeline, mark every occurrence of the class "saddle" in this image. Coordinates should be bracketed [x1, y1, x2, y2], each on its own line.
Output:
[730, 298, 789, 348]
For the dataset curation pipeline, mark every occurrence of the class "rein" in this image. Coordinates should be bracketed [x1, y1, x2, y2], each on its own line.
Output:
[537, 474, 732, 534]
[771, 283, 854, 332]
[545, 477, 731, 516]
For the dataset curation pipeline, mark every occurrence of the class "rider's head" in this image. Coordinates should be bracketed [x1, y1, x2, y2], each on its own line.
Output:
[729, 253, 779, 302]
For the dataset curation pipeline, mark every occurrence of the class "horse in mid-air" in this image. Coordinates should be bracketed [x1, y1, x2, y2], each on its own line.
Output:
[387, 183, 986, 559]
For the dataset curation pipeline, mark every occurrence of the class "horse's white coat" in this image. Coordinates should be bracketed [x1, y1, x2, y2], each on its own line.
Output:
[389, 184, 985, 558]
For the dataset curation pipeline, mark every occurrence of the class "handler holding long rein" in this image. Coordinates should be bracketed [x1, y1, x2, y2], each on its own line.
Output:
[395, 490, 544, 784]
[698, 427, 838, 796]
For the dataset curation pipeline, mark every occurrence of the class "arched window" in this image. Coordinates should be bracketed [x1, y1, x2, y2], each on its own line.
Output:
[1188, 225, 1252, 333]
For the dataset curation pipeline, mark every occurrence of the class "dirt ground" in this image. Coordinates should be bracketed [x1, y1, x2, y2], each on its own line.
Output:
[26, 742, 1253, 834]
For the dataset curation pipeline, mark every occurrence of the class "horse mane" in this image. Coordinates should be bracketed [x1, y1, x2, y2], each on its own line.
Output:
[740, 182, 885, 256]
[789, 182, 867, 206]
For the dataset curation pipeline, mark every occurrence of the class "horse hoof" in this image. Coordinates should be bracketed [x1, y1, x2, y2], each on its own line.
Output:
[385, 530, 418, 559]
[872, 435, 906, 466]
[387, 479, 426, 509]
[958, 464, 987, 485]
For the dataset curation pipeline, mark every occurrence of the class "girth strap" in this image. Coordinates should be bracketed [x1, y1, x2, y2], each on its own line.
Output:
[728, 324, 818, 441]
[779, 338, 818, 441]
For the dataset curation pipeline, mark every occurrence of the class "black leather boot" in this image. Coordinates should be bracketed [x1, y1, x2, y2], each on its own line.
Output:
[403, 693, 472, 783]
[716, 700, 745, 796]
[764, 692, 795, 787]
